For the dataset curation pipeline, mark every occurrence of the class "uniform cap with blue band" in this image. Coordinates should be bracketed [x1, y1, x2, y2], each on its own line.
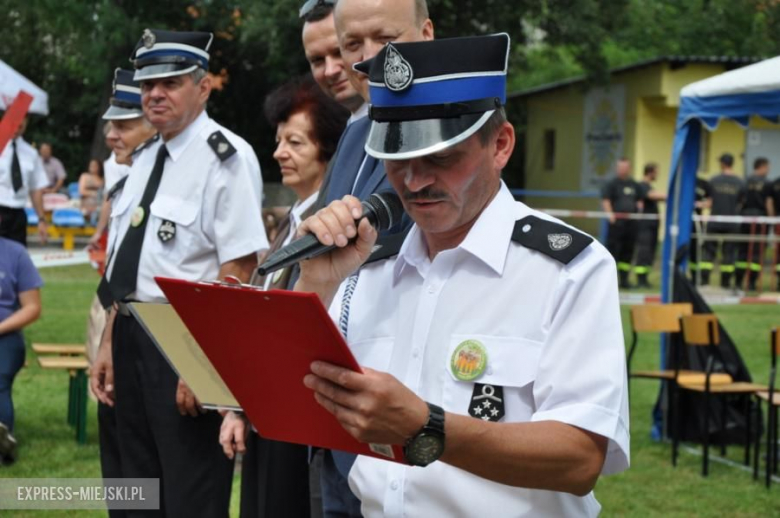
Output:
[103, 68, 144, 121]
[358, 33, 510, 160]
[131, 29, 213, 81]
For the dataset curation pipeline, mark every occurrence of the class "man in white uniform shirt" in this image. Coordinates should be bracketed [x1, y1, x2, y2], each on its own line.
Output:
[0, 117, 48, 246]
[90, 29, 268, 516]
[297, 35, 630, 517]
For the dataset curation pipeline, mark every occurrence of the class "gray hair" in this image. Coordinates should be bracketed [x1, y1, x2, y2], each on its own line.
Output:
[190, 67, 207, 84]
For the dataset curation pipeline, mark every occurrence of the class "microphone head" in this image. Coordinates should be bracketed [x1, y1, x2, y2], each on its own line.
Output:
[363, 191, 404, 231]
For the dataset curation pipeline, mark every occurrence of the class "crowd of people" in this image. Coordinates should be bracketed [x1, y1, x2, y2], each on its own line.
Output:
[601, 153, 780, 292]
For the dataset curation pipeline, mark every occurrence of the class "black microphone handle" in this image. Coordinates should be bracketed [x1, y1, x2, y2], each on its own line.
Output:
[256, 209, 380, 277]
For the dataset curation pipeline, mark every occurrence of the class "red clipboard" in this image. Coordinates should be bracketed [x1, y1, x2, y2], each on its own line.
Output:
[156, 276, 406, 464]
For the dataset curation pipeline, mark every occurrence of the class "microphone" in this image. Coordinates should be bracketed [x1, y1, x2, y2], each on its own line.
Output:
[256, 191, 404, 276]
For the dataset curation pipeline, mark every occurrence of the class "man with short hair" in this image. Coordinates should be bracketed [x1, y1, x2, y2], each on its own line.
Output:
[0, 117, 48, 246]
[90, 29, 268, 516]
[39, 142, 67, 193]
[302, 0, 363, 116]
[734, 157, 772, 291]
[298, 34, 628, 517]
[703, 152, 744, 289]
[601, 158, 642, 288]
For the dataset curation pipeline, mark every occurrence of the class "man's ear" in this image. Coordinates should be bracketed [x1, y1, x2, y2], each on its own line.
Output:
[493, 122, 515, 172]
[421, 19, 434, 41]
[198, 73, 213, 104]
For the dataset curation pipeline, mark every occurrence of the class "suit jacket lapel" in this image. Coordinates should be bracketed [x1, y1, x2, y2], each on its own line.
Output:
[325, 119, 370, 204]
[354, 154, 386, 200]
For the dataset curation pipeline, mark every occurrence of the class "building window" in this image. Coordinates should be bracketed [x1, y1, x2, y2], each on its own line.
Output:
[544, 129, 555, 171]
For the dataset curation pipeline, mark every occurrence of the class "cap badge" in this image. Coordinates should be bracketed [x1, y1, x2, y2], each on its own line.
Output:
[548, 233, 572, 251]
[450, 339, 488, 381]
[383, 44, 413, 92]
[142, 29, 156, 49]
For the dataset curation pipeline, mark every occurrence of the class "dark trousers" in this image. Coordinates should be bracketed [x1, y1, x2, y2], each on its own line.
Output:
[320, 450, 361, 518]
[735, 219, 767, 287]
[703, 222, 739, 285]
[607, 220, 637, 278]
[0, 206, 27, 247]
[98, 402, 127, 518]
[107, 313, 233, 517]
[635, 220, 659, 273]
[0, 332, 25, 431]
[240, 431, 310, 518]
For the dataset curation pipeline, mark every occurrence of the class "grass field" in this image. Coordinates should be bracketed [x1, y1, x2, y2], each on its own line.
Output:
[2, 264, 779, 516]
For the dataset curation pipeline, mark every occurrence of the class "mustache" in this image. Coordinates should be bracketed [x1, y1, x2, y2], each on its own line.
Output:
[403, 188, 449, 203]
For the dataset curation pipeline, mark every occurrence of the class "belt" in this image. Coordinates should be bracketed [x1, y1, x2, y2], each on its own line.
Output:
[116, 301, 137, 317]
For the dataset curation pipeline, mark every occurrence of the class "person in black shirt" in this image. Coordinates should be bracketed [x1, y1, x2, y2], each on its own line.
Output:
[690, 176, 713, 284]
[735, 157, 772, 291]
[634, 163, 666, 288]
[602, 157, 643, 288]
[766, 173, 780, 291]
[703, 153, 744, 289]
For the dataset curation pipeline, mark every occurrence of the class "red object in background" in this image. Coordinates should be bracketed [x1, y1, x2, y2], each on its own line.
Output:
[0, 91, 33, 154]
[156, 276, 407, 465]
[88, 232, 108, 275]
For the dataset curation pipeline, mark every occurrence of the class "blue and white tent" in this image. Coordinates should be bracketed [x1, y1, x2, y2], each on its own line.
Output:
[661, 56, 780, 303]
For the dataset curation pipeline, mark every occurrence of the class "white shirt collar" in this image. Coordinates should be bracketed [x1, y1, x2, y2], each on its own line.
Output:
[348, 103, 369, 125]
[290, 191, 318, 229]
[394, 182, 521, 280]
[163, 110, 209, 162]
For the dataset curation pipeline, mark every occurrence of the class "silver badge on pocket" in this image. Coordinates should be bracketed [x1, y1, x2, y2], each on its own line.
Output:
[158, 219, 176, 243]
[468, 383, 505, 422]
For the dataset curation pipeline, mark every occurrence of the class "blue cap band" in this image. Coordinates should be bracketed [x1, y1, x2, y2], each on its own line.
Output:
[369, 75, 506, 109]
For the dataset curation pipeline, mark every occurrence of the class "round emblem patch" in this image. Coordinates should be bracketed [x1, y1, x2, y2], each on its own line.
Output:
[450, 339, 488, 381]
[131, 207, 145, 228]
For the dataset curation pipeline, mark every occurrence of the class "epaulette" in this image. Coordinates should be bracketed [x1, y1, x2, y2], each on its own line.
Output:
[207, 131, 237, 161]
[106, 176, 128, 201]
[131, 133, 160, 158]
[364, 228, 410, 265]
[511, 215, 593, 265]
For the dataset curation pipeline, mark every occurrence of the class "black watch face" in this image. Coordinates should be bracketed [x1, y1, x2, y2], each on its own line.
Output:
[408, 433, 444, 466]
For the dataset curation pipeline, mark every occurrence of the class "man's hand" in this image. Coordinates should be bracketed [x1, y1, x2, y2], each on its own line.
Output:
[176, 379, 203, 417]
[295, 196, 378, 294]
[303, 362, 429, 445]
[90, 340, 115, 406]
[86, 230, 103, 252]
[219, 411, 248, 459]
[37, 220, 48, 244]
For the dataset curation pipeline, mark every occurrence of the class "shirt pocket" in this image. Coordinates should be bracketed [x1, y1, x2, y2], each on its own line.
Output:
[349, 337, 394, 373]
[442, 334, 543, 423]
[149, 194, 200, 251]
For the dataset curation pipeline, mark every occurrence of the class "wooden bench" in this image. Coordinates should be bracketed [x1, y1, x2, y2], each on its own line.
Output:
[32, 343, 87, 356]
[37, 355, 90, 444]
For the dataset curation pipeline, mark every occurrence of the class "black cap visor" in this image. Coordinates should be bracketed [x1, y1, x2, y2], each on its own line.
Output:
[365, 111, 494, 160]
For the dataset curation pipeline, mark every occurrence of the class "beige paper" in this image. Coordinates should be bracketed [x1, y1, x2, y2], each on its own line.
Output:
[130, 303, 240, 410]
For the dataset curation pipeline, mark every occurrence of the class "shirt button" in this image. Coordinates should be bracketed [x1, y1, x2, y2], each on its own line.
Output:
[390, 480, 400, 491]
[427, 284, 436, 294]
[412, 348, 420, 358]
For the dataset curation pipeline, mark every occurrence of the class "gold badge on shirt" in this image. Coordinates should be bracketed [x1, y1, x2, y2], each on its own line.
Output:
[450, 339, 488, 381]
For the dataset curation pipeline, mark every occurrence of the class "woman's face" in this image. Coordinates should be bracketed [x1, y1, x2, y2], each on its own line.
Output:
[272, 111, 326, 200]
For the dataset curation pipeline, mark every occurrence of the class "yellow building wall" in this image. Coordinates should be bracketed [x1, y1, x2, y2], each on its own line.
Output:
[521, 61, 754, 236]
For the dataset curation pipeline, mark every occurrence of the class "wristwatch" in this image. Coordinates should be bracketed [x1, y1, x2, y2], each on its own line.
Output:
[403, 402, 445, 467]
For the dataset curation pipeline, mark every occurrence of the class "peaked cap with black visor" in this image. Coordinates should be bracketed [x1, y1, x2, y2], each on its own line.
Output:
[357, 33, 510, 160]
[131, 29, 213, 81]
[103, 68, 144, 121]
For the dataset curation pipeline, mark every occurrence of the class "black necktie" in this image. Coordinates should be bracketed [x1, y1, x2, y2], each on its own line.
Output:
[11, 140, 23, 192]
[100, 144, 168, 305]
